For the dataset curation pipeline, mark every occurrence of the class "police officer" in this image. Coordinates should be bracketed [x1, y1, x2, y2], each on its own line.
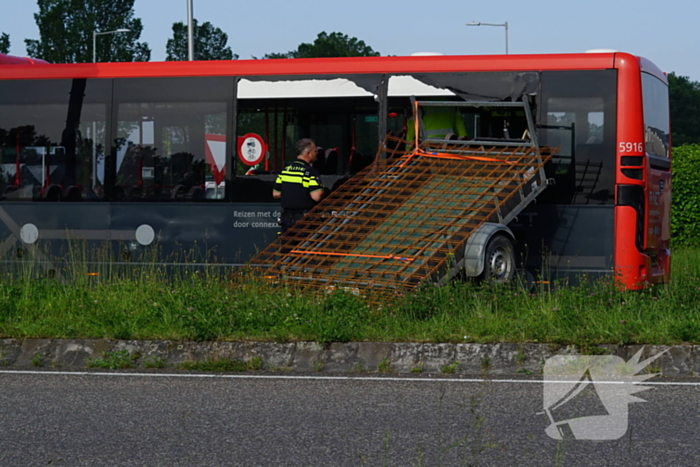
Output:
[272, 138, 326, 233]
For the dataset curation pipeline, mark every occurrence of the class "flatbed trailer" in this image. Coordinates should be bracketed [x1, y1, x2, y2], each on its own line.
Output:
[250, 100, 552, 300]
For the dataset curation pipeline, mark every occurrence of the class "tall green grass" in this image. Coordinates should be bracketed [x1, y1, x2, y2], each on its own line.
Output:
[0, 247, 698, 345]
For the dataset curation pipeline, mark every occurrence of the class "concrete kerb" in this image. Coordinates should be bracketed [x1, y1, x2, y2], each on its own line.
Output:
[0, 339, 696, 376]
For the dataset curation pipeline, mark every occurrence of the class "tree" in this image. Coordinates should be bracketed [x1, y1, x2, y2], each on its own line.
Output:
[25, 0, 150, 63]
[262, 52, 294, 59]
[264, 31, 380, 59]
[0, 33, 9, 54]
[671, 144, 700, 245]
[166, 19, 236, 61]
[668, 72, 700, 146]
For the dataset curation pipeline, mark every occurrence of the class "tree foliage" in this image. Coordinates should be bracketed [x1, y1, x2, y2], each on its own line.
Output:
[25, 0, 150, 63]
[264, 31, 380, 59]
[166, 19, 236, 61]
[263, 52, 294, 59]
[0, 33, 9, 54]
[668, 72, 700, 146]
[671, 144, 700, 246]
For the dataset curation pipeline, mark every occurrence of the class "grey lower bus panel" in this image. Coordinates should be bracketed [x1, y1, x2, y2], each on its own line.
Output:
[0, 200, 615, 288]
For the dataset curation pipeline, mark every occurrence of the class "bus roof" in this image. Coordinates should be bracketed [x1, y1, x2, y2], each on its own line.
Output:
[0, 53, 50, 65]
[0, 52, 660, 82]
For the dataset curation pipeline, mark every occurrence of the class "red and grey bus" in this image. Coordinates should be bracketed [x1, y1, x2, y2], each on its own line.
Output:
[0, 51, 670, 288]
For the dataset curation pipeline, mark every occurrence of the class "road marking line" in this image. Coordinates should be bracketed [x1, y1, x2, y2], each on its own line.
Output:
[0, 370, 698, 385]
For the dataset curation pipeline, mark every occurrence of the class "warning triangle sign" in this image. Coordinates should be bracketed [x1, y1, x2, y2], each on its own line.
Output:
[204, 134, 226, 185]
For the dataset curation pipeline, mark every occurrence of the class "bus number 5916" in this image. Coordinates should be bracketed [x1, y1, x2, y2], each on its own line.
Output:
[619, 142, 644, 153]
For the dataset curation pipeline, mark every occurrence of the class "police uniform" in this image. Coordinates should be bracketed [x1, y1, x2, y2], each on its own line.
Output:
[274, 159, 325, 232]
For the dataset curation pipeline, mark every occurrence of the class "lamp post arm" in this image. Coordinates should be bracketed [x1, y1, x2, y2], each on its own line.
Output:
[505, 21, 509, 54]
[92, 29, 130, 63]
[465, 21, 509, 54]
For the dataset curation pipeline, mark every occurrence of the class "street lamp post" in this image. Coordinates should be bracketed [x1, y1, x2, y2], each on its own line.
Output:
[466, 21, 509, 54]
[92, 28, 131, 63]
[187, 0, 195, 61]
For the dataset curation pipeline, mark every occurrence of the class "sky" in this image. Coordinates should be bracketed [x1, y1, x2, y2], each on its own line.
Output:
[1, 0, 699, 81]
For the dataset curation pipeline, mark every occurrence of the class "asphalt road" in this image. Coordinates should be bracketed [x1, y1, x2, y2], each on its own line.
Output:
[0, 370, 698, 466]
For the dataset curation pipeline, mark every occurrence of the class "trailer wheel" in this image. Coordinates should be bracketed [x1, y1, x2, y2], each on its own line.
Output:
[480, 235, 515, 284]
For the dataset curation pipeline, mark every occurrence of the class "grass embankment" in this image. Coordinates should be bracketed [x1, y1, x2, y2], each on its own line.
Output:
[0, 249, 698, 346]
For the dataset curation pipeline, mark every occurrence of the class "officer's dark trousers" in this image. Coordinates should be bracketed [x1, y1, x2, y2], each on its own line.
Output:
[278, 210, 307, 253]
[280, 210, 307, 234]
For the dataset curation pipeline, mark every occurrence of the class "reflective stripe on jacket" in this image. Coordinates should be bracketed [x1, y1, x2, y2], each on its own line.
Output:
[273, 159, 324, 211]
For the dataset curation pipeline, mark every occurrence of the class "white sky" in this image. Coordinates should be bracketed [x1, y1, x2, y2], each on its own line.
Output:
[1, 0, 698, 81]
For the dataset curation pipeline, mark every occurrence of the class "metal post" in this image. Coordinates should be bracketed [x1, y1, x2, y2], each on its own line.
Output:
[225, 77, 239, 201]
[187, 0, 195, 61]
[91, 31, 97, 188]
[91, 122, 97, 188]
[466, 21, 509, 54]
[92, 28, 129, 190]
[92, 29, 130, 63]
[376, 75, 389, 159]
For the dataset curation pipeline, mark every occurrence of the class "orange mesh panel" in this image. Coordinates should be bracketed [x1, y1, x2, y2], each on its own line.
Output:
[249, 136, 552, 303]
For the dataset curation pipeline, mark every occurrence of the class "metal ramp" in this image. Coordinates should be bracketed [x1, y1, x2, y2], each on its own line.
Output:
[249, 101, 552, 301]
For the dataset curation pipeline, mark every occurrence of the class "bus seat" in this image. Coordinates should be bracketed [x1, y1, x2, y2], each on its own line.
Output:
[43, 185, 62, 201]
[113, 186, 126, 201]
[127, 186, 143, 201]
[63, 185, 82, 201]
[313, 147, 326, 173]
[170, 184, 186, 200]
[322, 148, 339, 175]
[187, 186, 205, 201]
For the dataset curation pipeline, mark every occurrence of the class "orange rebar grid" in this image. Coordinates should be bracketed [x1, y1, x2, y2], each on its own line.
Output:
[247, 136, 552, 304]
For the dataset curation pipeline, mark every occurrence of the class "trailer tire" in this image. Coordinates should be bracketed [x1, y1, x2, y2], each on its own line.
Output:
[479, 235, 515, 284]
